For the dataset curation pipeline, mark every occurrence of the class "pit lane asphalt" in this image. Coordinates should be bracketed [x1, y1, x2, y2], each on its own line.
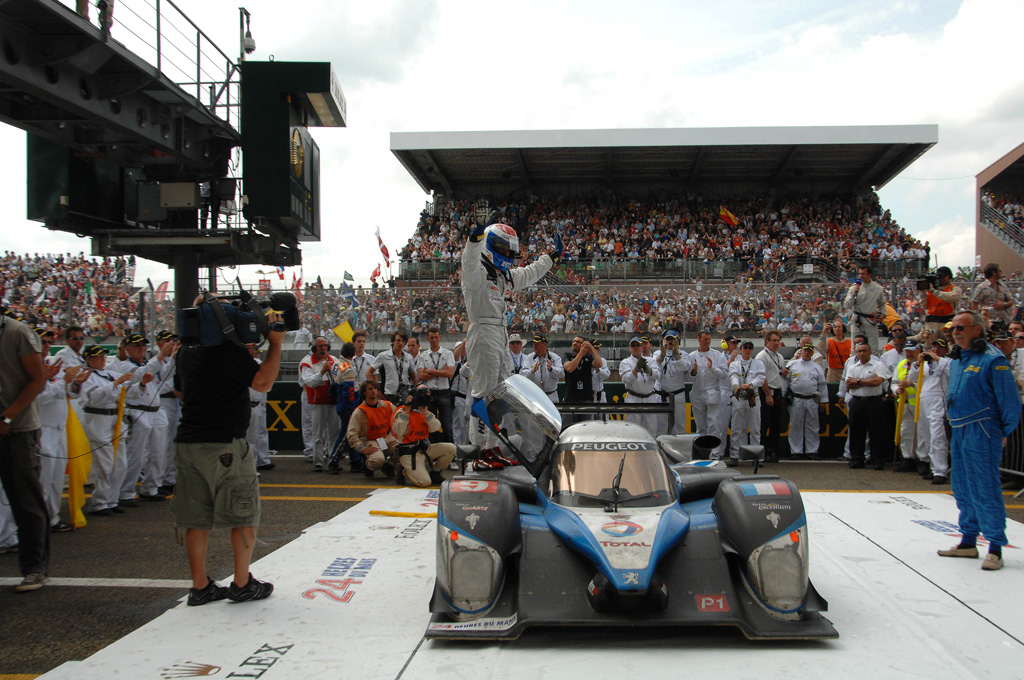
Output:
[1, 454, 1022, 679]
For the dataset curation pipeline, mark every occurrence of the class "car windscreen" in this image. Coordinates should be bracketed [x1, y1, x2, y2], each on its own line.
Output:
[549, 445, 676, 508]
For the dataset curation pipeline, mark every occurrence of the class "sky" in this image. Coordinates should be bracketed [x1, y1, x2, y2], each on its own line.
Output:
[2, 0, 1022, 290]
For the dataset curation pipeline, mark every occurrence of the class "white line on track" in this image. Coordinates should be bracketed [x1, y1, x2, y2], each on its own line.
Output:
[0, 577, 192, 589]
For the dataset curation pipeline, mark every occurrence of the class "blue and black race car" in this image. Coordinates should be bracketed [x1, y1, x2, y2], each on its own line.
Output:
[427, 375, 837, 640]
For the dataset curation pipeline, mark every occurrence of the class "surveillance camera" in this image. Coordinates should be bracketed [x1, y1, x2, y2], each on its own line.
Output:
[243, 31, 256, 55]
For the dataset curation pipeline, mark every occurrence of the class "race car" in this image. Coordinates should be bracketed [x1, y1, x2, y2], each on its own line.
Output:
[427, 374, 837, 640]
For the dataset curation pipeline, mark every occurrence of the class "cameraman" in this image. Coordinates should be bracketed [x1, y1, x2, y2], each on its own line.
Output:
[172, 300, 284, 605]
[920, 266, 962, 337]
[390, 386, 454, 487]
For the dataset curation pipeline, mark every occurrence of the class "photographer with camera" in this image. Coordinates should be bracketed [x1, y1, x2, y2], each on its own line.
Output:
[972, 263, 1014, 326]
[620, 336, 661, 435]
[728, 340, 766, 465]
[907, 338, 951, 484]
[368, 331, 416, 405]
[918, 266, 962, 337]
[526, 334, 564, 405]
[390, 386, 455, 487]
[346, 380, 398, 480]
[172, 294, 287, 605]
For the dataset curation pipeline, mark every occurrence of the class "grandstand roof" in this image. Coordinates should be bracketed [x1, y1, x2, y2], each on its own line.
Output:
[390, 125, 937, 199]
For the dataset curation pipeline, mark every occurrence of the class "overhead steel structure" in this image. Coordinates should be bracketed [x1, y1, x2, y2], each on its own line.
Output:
[0, 0, 345, 309]
[391, 125, 938, 202]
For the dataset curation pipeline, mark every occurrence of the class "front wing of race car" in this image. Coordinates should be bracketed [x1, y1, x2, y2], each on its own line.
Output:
[428, 475, 838, 641]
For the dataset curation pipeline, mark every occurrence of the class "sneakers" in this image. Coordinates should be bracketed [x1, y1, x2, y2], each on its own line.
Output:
[381, 462, 396, 479]
[227, 573, 274, 602]
[931, 475, 949, 485]
[15, 573, 48, 592]
[51, 522, 74, 533]
[482, 448, 518, 467]
[937, 544, 979, 558]
[982, 553, 1004, 571]
[312, 464, 323, 473]
[188, 578, 229, 606]
[428, 470, 445, 485]
[256, 463, 276, 471]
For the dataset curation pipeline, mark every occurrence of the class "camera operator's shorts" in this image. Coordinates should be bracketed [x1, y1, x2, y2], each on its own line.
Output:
[171, 438, 261, 530]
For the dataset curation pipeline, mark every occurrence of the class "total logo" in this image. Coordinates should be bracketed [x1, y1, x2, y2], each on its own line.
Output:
[601, 521, 643, 537]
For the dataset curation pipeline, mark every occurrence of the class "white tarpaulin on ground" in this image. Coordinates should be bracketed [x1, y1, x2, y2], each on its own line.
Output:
[40, 491, 1023, 680]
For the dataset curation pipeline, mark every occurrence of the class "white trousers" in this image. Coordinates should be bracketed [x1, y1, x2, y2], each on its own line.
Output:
[83, 414, 126, 511]
[898, 402, 930, 462]
[309, 403, 340, 467]
[788, 398, 820, 456]
[247, 405, 271, 466]
[919, 395, 949, 476]
[119, 409, 165, 501]
[730, 397, 761, 458]
[39, 425, 67, 526]
[301, 390, 314, 460]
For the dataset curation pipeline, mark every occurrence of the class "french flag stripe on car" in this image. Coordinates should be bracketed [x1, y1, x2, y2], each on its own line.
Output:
[740, 482, 791, 497]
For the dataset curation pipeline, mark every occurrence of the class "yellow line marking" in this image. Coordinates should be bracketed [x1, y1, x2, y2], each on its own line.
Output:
[0, 675, 40, 679]
[1006, 505, 1024, 509]
[259, 483, 390, 489]
[261, 496, 369, 502]
[369, 511, 437, 518]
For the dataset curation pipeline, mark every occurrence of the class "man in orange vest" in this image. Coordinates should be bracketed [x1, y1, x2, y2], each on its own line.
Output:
[818, 318, 852, 382]
[346, 380, 397, 480]
[921, 266, 962, 339]
[391, 386, 455, 487]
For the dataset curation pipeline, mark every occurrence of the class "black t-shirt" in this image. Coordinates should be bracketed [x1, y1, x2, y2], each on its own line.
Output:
[563, 351, 594, 403]
[174, 343, 261, 443]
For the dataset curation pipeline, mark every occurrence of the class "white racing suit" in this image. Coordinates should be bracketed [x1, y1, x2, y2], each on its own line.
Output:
[462, 239, 552, 448]
[784, 358, 828, 457]
[908, 357, 951, 478]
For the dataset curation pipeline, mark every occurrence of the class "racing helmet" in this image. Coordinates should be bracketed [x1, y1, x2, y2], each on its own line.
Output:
[481, 223, 519, 273]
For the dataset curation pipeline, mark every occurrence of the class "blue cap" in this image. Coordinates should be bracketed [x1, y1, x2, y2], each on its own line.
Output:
[629, 337, 643, 346]
[663, 329, 679, 338]
[904, 340, 921, 350]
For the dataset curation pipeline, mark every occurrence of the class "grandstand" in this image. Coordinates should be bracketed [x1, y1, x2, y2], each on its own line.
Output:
[978, 140, 1024, 272]
[391, 126, 938, 285]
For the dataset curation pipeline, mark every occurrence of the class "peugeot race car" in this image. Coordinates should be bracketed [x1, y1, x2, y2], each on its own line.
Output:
[427, 374, 837, 640]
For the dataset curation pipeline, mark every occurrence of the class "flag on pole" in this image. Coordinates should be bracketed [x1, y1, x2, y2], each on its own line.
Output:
[292, 271, 303, 303]
[343, 271, 354, 282]
[719, 206, 739, 227]
[341, 282, 360, 308]
[277, 266, 286, 280]
[375, 226, 391, 268]
[333, 320, 354, 343]
[370, 264, 381, 282]
[66, 400, 93, 529]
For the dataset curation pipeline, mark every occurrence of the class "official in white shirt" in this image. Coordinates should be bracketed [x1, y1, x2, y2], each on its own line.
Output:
[784, 343, 828, 459]
[621, 336, 662, 435]
[728, 340, 766, 463]
[416, 327, 455, 443]
[844, 342, 892, 469]
[525, 334, 564, 403]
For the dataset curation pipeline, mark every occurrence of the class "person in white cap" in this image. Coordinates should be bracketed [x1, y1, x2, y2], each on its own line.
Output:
[784, 343, 828, 460]
[508, 333, 528, 376]
[620, 336, 661, 435]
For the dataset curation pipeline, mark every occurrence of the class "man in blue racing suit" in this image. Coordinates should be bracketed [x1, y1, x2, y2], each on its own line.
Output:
[938, 311, 1020, 571]
[462, 200, 561, 464]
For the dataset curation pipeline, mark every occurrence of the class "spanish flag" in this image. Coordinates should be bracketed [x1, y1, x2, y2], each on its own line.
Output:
[66, 400, 92, 529]
[719, 206, 739, 227]
[333, 320, 354, 343]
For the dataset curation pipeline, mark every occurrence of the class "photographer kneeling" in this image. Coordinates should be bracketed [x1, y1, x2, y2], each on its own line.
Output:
[390, 385, 454, 487]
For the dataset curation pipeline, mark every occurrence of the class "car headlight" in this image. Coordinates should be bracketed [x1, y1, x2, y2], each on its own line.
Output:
[744, 526, 808, 620]
[438, 526, 504, 620]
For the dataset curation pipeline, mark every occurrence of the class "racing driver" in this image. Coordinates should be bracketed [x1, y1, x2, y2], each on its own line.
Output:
[462, 200, 562, 463]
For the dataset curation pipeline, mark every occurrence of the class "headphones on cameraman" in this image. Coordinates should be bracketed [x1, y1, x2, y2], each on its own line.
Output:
[311, 335, 331, 352]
